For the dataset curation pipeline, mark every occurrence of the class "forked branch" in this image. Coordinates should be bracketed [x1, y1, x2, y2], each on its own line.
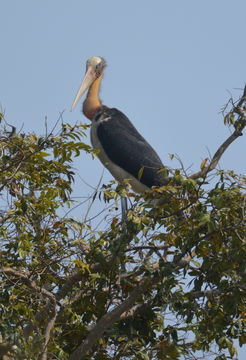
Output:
[68, 277, 152, 360]
[0, 267, 56, 304]
[68, 252, 196, 359]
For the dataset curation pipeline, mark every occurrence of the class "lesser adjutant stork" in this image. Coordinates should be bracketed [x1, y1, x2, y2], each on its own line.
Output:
[71, 57, 167, 214]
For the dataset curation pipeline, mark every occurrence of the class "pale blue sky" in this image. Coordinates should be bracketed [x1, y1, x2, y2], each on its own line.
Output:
[1, 1, 245, 358]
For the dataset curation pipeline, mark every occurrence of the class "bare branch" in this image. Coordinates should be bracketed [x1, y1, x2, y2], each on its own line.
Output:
[190, 85, 246, 180]
[190, 127, 245, 179]
[190, 289, 220, 299]
[119, 303, 144, 320]
[39, 305, 57, 360]
[0, 267, 56, 304]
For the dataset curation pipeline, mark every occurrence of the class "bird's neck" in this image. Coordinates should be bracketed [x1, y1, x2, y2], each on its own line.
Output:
[83, 75, 103, 120]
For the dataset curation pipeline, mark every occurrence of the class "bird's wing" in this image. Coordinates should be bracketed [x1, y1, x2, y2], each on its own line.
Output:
[95, 107, 167, 188]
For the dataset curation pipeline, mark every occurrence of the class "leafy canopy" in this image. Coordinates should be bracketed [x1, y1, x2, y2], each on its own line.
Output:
[0, 88, 246, 360]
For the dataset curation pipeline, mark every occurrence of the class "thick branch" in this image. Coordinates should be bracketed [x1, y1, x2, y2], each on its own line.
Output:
[119, 303, 145, 320]
[56, 262, 102, 301]
[191, 289, 220, 299]
[39, 306, 57, 360]
[68, 250, 196, 359]
[68, 277, 152, 360]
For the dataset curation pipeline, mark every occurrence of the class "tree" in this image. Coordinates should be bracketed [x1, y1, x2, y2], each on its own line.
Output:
[0, 87, 246, 360]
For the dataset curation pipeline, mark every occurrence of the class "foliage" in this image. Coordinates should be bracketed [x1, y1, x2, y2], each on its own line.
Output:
[0, 89, 246, 360]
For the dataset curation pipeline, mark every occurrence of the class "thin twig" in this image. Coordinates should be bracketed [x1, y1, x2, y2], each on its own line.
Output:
[1, 267, 57, 358]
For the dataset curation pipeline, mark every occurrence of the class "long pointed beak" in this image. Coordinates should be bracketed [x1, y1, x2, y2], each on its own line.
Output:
[71, 66, 95, 110]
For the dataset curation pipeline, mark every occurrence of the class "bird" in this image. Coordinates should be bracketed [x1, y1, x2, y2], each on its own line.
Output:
[71, 56, 168, 215]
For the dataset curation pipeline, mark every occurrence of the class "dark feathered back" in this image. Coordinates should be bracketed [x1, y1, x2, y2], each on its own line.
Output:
[95, 107, 167, 188]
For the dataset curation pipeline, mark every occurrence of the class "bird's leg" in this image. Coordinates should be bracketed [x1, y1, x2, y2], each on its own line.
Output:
[121, 197, 128, 221]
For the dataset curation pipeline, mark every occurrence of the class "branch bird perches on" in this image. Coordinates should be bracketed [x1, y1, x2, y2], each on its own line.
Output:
[67, 85, 246, 359]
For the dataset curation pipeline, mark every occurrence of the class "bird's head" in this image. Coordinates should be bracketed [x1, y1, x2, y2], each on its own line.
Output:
[71, 56, 106, 110]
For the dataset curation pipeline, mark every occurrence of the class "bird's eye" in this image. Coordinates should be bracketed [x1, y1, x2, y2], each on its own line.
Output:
[95, 64, 102, 76]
